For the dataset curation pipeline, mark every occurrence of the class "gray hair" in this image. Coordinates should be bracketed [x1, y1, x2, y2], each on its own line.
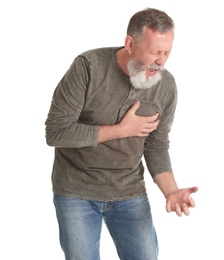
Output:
[127, 8, 175, 41]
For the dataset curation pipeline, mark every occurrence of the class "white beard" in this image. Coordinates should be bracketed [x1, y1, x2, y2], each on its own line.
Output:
[127, 59, 164, 89]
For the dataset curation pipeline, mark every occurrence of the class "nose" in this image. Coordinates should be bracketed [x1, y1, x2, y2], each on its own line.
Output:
[155, 56, 166, 66]
[155, 53, 168, 66]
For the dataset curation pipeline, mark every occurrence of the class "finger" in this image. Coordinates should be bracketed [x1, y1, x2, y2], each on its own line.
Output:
[131, 101, 141, 113]
[144, 120, 160, 131]
[146, 113, 160, 122]
[187, 196, 196, 207]
[140, 132, 151, 137]
[166, 200, 171, 213]
[175, 203, 182, 217]
[182, 203, 190, 216]
[144, 124, 158, 133]
[191, 186, 199, 193]
[151, 113, 160, 121]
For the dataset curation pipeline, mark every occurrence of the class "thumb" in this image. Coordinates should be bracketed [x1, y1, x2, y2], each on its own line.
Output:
[190, 186, 199, 193]
[130, 101, 140, 113]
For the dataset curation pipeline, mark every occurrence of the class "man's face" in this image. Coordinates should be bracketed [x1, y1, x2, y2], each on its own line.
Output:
[127, 28, 174, 89]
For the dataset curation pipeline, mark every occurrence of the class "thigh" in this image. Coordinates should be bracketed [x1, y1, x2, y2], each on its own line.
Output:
[53, 194, 103, 260]
[104, 196, 158, 260]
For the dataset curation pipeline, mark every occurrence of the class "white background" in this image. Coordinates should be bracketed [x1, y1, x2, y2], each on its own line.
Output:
[1, 0, 224, 259]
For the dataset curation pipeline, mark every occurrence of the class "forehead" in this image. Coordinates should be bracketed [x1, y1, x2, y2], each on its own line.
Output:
[142, 28, 174, 50]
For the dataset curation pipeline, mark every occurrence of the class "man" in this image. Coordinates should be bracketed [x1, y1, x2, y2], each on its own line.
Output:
[45, 7, 198, 260]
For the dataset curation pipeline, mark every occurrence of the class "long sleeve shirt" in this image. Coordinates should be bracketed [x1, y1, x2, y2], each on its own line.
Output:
[45, 47, 177, 202]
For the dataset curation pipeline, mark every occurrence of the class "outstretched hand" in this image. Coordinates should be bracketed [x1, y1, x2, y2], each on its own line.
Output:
[166, 186, 199, 216]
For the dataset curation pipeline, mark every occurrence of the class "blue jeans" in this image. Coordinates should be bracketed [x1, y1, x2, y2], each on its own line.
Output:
[53, 194, 158, 260]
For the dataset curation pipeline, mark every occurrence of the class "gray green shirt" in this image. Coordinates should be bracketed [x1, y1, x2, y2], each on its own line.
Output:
[45, 47, 177, 202]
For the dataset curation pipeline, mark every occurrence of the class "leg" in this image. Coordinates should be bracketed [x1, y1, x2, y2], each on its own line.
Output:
[53, 194, 103, 260]
[104, 196, 158, 260]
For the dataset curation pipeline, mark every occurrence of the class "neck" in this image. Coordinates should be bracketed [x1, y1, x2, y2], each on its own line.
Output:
[116, 47, 130, 76]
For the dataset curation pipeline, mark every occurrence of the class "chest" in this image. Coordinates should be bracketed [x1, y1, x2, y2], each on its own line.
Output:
[79, 78, 166, 125]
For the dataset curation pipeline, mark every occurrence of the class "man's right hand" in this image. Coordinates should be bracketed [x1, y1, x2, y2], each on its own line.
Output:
[119, 101, 160, 138]
[98, 101, 160, 143]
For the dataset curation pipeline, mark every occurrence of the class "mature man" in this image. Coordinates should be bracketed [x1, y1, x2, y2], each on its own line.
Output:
[45, 7, 198, 260]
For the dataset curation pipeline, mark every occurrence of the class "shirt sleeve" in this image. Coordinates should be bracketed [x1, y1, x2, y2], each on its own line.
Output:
[45, 56, 99, 148]
[143, 81, 178, 177]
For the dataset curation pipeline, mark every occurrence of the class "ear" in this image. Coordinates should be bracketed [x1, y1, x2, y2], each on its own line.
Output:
[125, 36, 134, 54]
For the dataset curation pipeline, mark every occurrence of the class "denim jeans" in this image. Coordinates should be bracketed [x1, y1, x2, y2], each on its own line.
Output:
[53, 194, 158, 260]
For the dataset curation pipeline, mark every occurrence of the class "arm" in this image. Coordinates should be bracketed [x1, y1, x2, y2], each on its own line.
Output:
[45, 56, 159, 148]
[144, 80, 198, 216]
[144, 82, 177, 176]
[45, 56, 99, 148]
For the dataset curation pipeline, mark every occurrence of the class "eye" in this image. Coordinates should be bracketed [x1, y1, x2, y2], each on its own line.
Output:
[149, 50, 170, 56]
[149, 51, 158, 55]
[164, 51, 170, 56]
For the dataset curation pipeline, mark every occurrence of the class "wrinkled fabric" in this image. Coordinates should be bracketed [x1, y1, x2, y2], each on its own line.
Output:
[45, 47, 177, 201]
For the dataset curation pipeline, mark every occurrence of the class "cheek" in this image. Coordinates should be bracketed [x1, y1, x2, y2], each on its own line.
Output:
[132, 47, 156, 67]
[134, 54, 155, 68]
[140, 54, 156, 67]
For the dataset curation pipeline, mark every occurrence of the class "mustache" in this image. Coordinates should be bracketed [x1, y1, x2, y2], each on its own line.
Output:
[147, 64, 165, 70]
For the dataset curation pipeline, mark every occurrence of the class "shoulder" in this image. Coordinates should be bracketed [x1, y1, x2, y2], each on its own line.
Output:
[160, 69, 176, 86]
[68, 48, 115, 72]
[69, 47, 120, 71]
[159, 69, 177, 95]
[78, 47, 119, 62]
[154, 69, 178, 107]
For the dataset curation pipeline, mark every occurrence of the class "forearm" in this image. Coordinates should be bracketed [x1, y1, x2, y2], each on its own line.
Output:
[153, 172, 179, 198]
[45, 120, 99, 148]
[98, 124, 126, 143]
